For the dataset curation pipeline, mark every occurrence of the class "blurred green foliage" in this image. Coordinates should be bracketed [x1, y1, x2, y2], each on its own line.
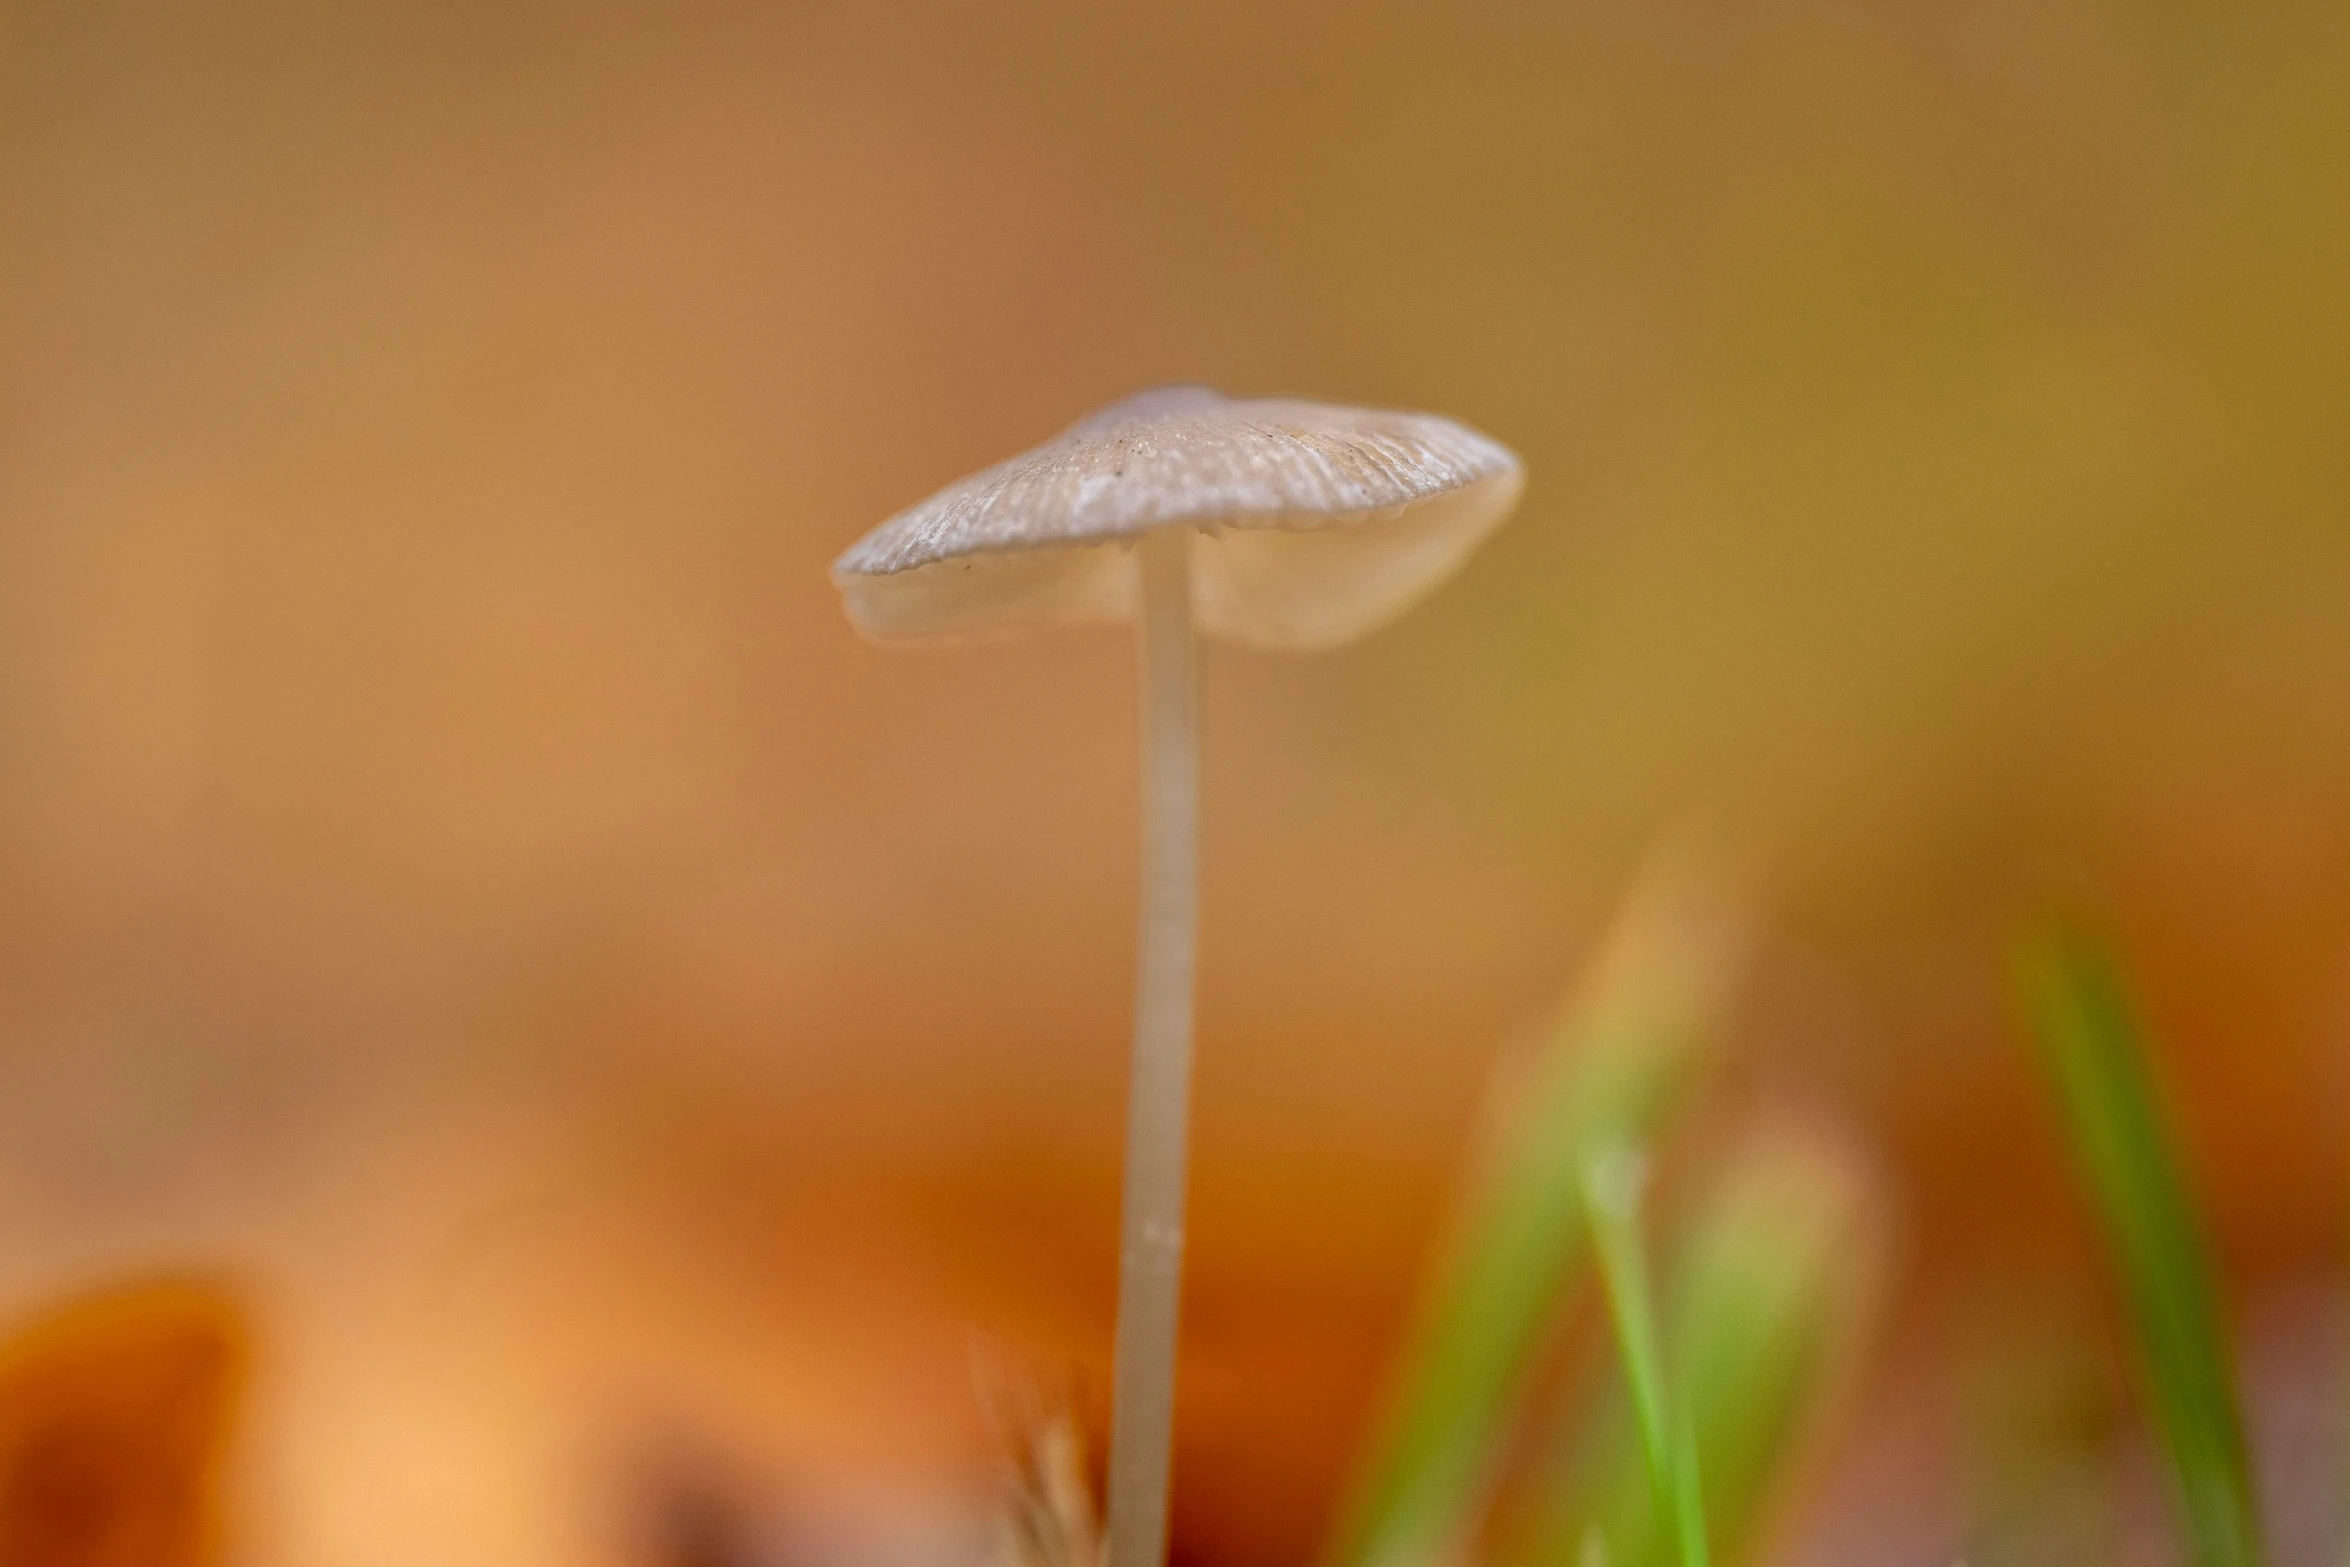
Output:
[1327, 873, 1874, 1567]
[1323, 902, 1718, 1567]
[2015, 924, 2264, 1567]
[1522, 1133, 1875, 1567]
[1582, 1146, 1709, 1567]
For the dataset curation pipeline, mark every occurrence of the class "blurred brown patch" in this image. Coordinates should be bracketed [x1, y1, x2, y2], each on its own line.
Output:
[0, 1278, 246, 1567]
[975, 1355, 1098, 1567]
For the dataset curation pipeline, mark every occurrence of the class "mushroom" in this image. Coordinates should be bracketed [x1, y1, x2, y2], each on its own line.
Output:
[832, 386, 1524, 1567]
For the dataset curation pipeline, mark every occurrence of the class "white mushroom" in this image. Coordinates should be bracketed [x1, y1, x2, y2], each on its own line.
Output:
[832, 386, 1524, 1567]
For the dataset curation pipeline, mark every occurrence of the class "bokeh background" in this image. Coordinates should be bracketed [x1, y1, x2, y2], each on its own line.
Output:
[4, 2, 2349, 1564]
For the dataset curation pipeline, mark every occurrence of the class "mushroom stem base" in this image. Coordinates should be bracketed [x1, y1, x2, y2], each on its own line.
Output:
[1105, 530, 1199, 1567]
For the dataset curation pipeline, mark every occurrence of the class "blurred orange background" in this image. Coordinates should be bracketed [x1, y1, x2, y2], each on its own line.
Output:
[4, 3, 2349, 1564]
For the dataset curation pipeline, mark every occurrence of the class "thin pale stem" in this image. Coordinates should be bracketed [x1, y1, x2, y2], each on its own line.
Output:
[1105, 529, 1200, 1567]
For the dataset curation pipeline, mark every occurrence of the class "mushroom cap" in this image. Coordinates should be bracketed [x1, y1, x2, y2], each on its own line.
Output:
[832, 386, 1524, 649]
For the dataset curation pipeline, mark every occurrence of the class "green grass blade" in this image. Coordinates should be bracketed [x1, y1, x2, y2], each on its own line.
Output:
[1322, 868, 1739, 1567]
[2014, 922, 2264, 1567]
[1585, 1146, 1709, 1567]
[1519, 1127, 1876, 1567]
